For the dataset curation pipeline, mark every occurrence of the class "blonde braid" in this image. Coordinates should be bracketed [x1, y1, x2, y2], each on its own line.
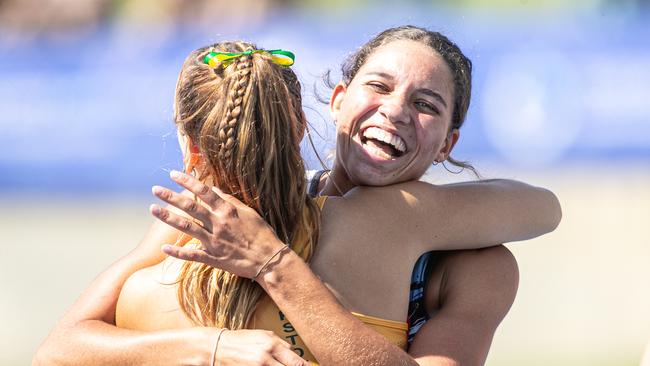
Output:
[218, 55, 253, 159]
[173, 41, 320, 331]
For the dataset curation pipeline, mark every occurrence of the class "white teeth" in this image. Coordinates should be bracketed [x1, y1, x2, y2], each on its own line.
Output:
[365, 143, 393, 159]
[362, 127, 406, 153]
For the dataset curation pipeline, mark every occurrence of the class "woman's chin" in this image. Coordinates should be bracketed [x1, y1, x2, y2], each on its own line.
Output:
[350, 168, 408, 187]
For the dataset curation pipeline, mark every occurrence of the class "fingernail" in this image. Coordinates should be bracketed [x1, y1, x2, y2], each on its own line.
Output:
[170, 170, 181, 179]
[152, 186, 163, 195]
[150, 204, 161, 215]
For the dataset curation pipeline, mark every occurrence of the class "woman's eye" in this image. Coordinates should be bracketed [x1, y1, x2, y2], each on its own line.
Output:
[416, 101, 440, 115]
[367, 82, 389, 93]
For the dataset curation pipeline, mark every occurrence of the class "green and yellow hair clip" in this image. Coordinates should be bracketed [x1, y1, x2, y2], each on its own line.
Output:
[204, 48, 295, 68]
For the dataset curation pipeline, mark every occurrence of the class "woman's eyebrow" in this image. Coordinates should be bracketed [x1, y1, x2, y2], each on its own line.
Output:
[365, 71, 393, 80]
[419, 88, 448, 109]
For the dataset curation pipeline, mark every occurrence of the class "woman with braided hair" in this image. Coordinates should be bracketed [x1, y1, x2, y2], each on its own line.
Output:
[121, 42, 324, 335]
[35, 27, 561, 366]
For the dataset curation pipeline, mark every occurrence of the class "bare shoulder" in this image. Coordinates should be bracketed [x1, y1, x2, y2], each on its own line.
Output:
[116, 258, 188, 330]
[115, 263, 158, 328]
[437, 246, 519, 322]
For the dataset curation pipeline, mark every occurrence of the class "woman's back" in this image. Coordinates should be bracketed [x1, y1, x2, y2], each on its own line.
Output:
[313, 195, 423, 321]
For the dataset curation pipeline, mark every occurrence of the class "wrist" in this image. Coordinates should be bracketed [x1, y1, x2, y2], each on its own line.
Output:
[255, 247, 304, 293]
[181, 327, 222, 366]
[252, 243, 289, 281]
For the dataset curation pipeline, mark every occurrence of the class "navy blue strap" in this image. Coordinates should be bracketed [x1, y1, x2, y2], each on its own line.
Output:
[407, 251, 441, 348]
[308, 170, 328, 198]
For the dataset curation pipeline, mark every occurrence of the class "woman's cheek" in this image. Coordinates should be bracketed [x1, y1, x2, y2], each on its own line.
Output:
[350, 89, 379, 113]
[421, 120, 447, 148]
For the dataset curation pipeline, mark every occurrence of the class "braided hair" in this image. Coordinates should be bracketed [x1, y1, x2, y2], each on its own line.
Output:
[172, 41, 319, 329]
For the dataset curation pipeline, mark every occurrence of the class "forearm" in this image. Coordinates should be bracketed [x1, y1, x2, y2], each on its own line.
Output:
[33, 321, 214, 366]
[445, 178, 562, 236]
[257, 250, 418, 366]
[412, 178, 561, 248]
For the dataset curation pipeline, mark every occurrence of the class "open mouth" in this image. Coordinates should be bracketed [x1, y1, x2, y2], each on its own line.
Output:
[360, 127, 406, 159]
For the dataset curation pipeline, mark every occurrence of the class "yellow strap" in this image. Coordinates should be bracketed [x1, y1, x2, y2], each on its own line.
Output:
[351, 312, 409, 331]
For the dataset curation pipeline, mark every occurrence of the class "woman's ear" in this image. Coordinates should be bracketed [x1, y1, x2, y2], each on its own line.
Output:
[179, 131, 201, 174]
[436, 129, 460, 162]
[329, 82, 347, 123]
[185, 143, 201, 174]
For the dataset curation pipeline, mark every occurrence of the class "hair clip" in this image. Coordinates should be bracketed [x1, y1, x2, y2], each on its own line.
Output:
[204, 49, 295, 68]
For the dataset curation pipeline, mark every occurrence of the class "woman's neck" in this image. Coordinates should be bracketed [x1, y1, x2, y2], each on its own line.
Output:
[319, 164, 355, 197]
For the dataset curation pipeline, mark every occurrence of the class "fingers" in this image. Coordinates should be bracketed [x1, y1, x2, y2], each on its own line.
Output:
[161, 244, 218, 267]
[267, 334, 307, 366]
[170, 170, 248, 213]
[210, 186, 258, 214]
[210, 185, 240, 207]
[152, 185, 213, 232]
[150, 204, 209, 242]
[272, 347, 309, 366]
[216, 329, 308, 366]
[169, 170, 222, 209]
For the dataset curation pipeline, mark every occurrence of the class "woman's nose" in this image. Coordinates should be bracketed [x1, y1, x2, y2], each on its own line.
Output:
[378, 95, 410, 125]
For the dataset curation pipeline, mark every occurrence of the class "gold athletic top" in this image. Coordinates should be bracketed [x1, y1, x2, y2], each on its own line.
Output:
[188, 196, 408, 364]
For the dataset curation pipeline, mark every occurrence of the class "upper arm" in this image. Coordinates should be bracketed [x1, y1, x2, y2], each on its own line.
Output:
[409, 246, 519, 366]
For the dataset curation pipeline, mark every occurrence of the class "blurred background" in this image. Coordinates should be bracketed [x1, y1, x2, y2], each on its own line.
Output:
[1, 0, 648, 365]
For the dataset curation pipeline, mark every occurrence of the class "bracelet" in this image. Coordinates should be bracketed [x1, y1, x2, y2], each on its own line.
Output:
[210, 328, 227, 366]
[252, 244, 289, 282]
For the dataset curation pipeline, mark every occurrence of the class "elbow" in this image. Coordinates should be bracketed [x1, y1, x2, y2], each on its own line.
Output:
[543, 189, 562, 233]
[550, 191, 562, 231]
[33, 340, 73, 366]
[32, 325, 74, 366]
[32, 352, 43, 366]
[32, 344, 57, 366]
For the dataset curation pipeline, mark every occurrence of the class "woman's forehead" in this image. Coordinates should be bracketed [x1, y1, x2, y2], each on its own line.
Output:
[358, 40, 454, 93]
